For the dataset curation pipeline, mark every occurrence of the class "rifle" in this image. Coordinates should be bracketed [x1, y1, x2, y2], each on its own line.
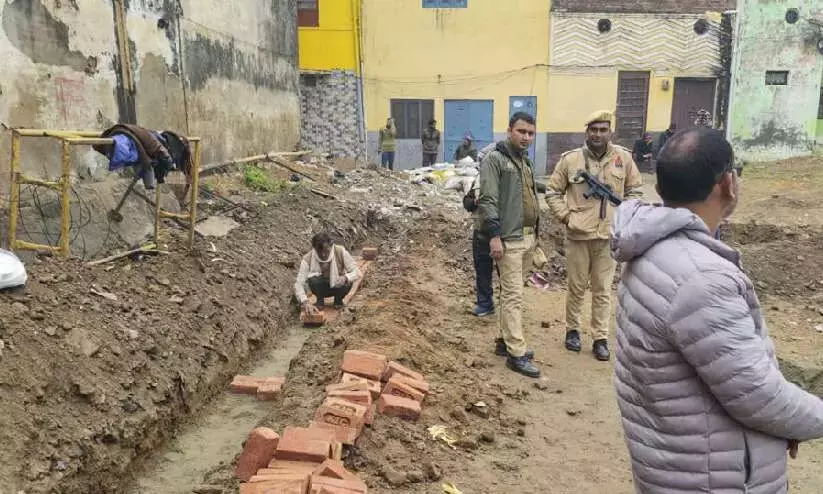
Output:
[574, 169, 622, 219]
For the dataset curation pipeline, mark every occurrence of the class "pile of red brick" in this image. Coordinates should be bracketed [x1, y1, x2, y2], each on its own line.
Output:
[231, 376, 287, 401]
[234, 350, 429, 493]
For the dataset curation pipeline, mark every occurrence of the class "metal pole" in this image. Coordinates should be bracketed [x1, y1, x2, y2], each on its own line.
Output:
[59, 140, 71, 258]
[188, 140, 202, 249]
[154, 182, 162, 246]
[7, 131, 21, 250]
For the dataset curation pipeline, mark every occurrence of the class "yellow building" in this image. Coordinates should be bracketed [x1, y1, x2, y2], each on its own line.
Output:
[361, 0, 551, 170]
[546, 1, 735, 169]
[297, 0, 365, 158]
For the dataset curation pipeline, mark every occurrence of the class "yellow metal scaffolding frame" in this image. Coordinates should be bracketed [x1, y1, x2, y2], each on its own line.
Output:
[6, 128, 202, 258]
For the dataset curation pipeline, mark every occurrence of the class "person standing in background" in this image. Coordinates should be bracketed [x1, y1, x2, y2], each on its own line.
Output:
[378, 117, 397, 170]
[478, 112, 541, 378]
[545, 110, 643, 362]
[421, 119, 441, 167]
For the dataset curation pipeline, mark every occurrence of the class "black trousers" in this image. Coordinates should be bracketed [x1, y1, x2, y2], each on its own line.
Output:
[308, 276, 352, 304]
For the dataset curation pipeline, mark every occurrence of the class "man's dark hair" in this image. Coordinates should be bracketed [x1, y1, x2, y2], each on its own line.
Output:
[509, 112, 536, 129]
[428, 119, 437, 126]
[311, 232, 333, 251]
[656, 128, 734, 204]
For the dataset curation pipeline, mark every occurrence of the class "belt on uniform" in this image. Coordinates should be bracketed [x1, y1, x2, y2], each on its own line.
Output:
[523, 226, 535, 236]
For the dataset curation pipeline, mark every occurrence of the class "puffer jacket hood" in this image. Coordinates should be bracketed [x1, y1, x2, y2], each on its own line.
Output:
[610, 199, 738, 264]
[612, 199, 823, 494]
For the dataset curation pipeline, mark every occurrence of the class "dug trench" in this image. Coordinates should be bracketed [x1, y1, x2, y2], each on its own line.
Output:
[0, 186, 417, 494]
[181, 217, 823, 493]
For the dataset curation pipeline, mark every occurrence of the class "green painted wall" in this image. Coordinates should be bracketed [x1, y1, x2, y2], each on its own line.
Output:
[728, 0, 823, 162]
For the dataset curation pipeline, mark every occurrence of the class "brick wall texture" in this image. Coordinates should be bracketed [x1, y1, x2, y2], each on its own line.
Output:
[300, 71, 365, 160]
[552, 0, 736, 14]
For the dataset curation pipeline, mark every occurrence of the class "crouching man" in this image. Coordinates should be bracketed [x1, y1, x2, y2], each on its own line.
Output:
[294, 233, 361, 315]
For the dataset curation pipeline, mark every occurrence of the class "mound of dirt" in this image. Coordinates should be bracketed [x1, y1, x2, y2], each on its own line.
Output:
[0, 187, 402, 494]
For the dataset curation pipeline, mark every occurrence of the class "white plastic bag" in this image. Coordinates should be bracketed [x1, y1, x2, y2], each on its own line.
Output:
[0, 249, 27, 289]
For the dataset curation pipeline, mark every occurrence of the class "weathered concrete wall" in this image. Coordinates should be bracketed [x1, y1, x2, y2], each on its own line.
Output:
[0, 0, 300, 181]
[0, 0, 299, 253]
[728, 0, 823, 162]
[300, 70, 365, 160]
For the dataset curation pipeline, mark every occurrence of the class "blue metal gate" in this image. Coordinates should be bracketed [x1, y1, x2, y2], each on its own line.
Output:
[509, 96, 537, 160]
[444, 100, 494, 163]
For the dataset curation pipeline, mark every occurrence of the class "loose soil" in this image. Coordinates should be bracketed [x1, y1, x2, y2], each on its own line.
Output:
[3, 157, 823, 493]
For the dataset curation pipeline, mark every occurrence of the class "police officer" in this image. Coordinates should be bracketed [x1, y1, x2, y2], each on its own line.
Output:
[546, 110, 643, 361]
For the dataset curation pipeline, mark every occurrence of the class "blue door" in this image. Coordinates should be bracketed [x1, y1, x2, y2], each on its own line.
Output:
[444, 100, 494, 163]
[509, 96, 537, 160]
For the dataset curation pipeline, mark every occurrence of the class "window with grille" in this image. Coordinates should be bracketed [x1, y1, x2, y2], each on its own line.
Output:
[298, 0, 319, 27]
[765, 71, 789, 86]
[390, 99, 435, 139]
[423, 0, 468, 8]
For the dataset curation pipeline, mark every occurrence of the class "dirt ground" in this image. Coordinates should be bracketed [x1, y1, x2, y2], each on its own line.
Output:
[3, 155, 823, 493]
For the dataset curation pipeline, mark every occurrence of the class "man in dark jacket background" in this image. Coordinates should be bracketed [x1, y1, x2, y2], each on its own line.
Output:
[478, 112, 541, 378]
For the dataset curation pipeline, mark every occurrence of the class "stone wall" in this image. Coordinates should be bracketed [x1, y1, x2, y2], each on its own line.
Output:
[300, 70, 365, 160]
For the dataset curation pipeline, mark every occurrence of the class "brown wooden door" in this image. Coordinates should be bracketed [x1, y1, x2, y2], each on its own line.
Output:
[671, 78, 717, 131]
[615, 71, 650, 146]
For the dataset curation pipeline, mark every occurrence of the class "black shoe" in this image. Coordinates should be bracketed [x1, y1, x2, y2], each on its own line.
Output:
[592, 339, 610, 361]
[565, 330, 581, 352]
[316, 298, 326, 307]
[506, 355, 541, 378]
[333, 299, 345, 309]
[494, 338, 534, 360]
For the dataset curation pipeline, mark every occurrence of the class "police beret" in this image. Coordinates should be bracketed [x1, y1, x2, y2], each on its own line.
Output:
[585, 110, 613, 127]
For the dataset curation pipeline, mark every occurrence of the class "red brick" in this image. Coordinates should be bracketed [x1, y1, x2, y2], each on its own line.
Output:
[314, 397, 367, 431]
[382, 378, 424, 404]
[392, 375, 430, 395]
[309, 421, 359, 445]
[310, 475, 368, 493]
[324, 380, 369, 394]
[331, 441, 343, 461]
[377, 394, 421, 420]
[274, 427, 333, 463]
[235, 427, 281, 481]
[249, 470, 310, 483]
[312, 459, 357, 481]
[326, 389, 373, 425]
[383, 361, 424, 383]
[341, 373, 382, 399]
[240, 478, 307, 494]
[231, 375, 262, 395]
[265, 460, 323, 471]
[341, 350, 387, 381]
[301, 311, 327, 327]
[257, 377, 286, 401]
[361, 247, 378, 260]
[311, 486, 361, 494]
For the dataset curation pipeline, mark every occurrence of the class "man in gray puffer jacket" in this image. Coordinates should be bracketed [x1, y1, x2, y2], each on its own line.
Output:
[611, 128, 823, 494]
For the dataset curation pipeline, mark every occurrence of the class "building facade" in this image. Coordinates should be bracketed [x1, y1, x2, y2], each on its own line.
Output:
[0, 0, 300, 179]
[361, 0, 551, 170]
[297, 0, 366, 159]
[727, 0, 823, 162]
[546, 0, 736, 170]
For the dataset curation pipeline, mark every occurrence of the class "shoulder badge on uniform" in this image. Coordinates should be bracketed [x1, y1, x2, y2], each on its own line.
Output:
[614, 155, 624, 168]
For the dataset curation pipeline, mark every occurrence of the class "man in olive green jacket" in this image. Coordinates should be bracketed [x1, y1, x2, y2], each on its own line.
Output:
[478, 112, 541, 378]
[546, 110, 643, 361]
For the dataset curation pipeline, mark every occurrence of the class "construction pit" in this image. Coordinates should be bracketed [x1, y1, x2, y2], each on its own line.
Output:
[1, 156, 823, 494]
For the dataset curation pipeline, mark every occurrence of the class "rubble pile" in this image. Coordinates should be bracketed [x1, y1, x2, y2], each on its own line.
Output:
[233, 350, 430, 493]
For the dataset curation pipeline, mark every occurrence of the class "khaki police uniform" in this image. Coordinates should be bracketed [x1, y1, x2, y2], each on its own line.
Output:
[546, 111, 643, 342]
